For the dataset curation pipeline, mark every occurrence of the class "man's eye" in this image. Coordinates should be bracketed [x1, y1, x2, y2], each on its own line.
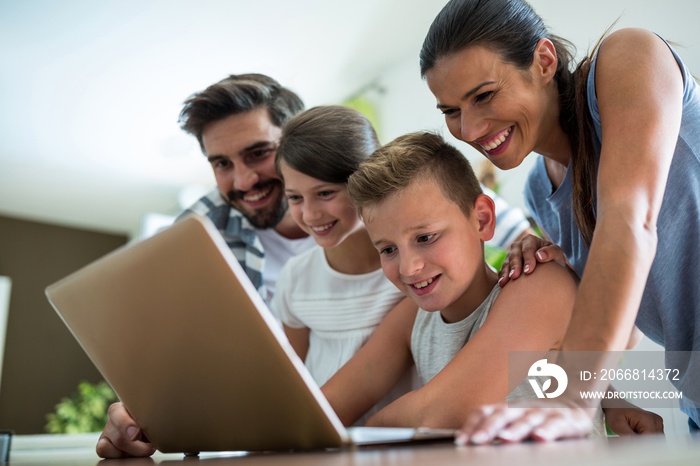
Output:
[440, 108, 459, 117]
[249, 148, 274, 160]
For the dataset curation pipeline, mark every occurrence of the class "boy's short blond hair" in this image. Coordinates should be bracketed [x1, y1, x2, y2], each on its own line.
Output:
[347, 131, 483, 216]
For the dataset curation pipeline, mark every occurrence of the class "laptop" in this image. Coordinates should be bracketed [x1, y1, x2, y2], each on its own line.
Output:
[45, 214, 455, 455]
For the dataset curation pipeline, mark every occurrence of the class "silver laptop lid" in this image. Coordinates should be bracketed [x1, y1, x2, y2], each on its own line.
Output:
[46, 215, 347, 453]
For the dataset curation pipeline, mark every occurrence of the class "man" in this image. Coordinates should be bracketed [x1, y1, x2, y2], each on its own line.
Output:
[176, 73, 316, 303]
[176, 73, 534, 304]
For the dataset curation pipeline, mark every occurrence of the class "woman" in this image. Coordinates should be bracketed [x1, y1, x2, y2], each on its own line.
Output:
[420, 0, 698, 442]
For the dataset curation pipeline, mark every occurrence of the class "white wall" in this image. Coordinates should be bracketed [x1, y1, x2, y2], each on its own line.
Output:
[0, 277, 11, 396]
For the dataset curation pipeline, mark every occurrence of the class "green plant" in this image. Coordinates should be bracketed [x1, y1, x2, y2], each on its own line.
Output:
[484, 244, 508, 271]
[45, 380, 117, 434]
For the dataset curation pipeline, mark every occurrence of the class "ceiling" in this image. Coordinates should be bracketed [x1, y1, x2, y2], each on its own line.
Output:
[1, 0, 698, 237]
[0, 0, 449, 236]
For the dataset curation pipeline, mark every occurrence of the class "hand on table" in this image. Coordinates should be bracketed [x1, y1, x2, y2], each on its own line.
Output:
[96, 402, 156, 458]
[603, 401, 664, 435]
[456, 400, 595, 445]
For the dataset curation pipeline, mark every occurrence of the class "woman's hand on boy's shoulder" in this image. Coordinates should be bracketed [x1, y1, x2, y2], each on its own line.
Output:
[498, 235, 570, 287]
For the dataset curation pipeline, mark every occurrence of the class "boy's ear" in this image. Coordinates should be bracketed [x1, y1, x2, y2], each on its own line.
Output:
[473, 194, 496, 242]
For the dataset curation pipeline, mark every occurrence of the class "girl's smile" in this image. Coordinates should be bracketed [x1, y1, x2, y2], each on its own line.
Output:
[308, 220, 337, 236]
[280, 162, 364, 250]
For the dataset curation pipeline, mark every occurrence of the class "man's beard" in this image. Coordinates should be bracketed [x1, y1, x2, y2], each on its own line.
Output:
[227, 179, 287, 230]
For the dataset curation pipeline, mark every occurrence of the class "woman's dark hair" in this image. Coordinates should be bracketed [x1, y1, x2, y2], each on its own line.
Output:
[276, 105, 380, 184]
[421, 0, 598, 245]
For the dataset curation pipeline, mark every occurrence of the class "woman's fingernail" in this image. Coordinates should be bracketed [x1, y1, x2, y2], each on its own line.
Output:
[536, 251, 545, 261]
[471, 431, 490, 444]
[498, 429, 516, 441]
[508, 269, 515, 278]
[455, 433, 468, 446]
[524, 264, 530, 273]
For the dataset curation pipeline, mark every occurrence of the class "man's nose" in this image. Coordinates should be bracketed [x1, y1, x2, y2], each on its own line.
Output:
[232, 165, 259, 192]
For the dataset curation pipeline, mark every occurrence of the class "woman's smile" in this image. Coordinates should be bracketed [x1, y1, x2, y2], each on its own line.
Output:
[475, 126, 513, 156]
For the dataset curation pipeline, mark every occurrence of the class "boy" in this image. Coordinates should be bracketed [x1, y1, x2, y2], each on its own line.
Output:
[320, 131, 585, 429]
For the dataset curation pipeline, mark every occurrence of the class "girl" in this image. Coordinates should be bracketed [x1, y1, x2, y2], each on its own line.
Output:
[271, 105, 415, 420]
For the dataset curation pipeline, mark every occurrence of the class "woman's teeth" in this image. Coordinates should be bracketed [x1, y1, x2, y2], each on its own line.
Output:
[480, 127, 511, 151]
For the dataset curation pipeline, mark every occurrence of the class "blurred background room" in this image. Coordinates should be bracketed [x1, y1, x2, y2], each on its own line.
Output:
[0, 0, 697, 437]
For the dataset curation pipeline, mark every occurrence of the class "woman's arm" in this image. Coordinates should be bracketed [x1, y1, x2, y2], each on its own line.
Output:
[563, 28, 682, 354]
[368, 263, 577, 428]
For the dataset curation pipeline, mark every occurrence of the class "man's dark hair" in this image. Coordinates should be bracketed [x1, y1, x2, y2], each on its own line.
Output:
[179, 73, 304, 152]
